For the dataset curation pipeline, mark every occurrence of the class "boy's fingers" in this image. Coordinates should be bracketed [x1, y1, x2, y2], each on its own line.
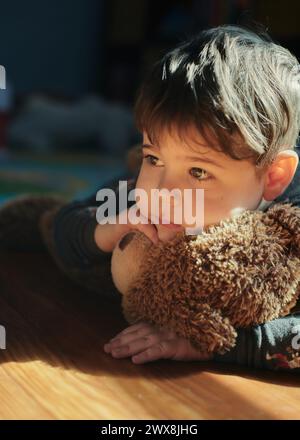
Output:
[118, 207, 159, 245]
[135, 223, 159, 245]
[110, 333, 162, 358]
[108, 324, 155, 349]
[131, 210, 159, 245]
[132, 340, 177, 364]
[110, 320, 150, 339]
[116, 207, 160, 245]
[103, 321, 154, 353]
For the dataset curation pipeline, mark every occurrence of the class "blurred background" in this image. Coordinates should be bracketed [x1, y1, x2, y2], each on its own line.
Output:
[0, 0, 299, 203]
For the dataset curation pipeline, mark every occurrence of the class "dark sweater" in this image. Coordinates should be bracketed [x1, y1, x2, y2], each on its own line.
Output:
[53, 147, 300, 372]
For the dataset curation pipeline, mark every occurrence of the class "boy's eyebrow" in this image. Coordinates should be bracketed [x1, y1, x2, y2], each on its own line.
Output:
[142, 143, 226, 169]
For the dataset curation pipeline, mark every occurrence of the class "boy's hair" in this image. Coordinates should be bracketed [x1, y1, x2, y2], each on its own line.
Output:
[133, 24, 300, 174]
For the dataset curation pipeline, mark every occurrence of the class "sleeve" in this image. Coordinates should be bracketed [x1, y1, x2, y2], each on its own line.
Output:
[213, 311, 300, 372]
[52, 174, 138, 270]
[52, 199, 109, 269]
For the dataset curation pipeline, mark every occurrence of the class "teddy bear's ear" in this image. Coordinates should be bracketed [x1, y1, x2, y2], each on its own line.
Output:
[262, 203, 300, 254]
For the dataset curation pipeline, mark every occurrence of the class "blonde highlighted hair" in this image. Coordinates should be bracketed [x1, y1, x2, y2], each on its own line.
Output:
[134, 24, 300, 173]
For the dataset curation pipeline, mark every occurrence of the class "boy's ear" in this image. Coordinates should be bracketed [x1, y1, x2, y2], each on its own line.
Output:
[263, 149, 299, 201]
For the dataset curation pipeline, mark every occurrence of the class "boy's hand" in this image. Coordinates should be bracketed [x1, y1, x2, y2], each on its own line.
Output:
[94, 207, 159, 253]
[103, 320, 213, 364]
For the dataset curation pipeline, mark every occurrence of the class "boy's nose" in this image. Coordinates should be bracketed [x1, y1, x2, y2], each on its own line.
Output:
[157, 170, 178, 190]
[157, 177, 182, 199]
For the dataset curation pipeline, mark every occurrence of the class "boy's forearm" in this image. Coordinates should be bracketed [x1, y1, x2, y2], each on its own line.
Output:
[213, 313, 300, 372]
[44, 202, 119, 298]
[52, 175, 138, 269]
[52, 202, 112, 269]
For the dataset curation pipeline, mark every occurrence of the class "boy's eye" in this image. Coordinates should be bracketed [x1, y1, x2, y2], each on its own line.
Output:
[143, 154, 162, 166]
[189, 167, 211, 181]
[143, 155, 211, 181]
[143, 155, 211, 180]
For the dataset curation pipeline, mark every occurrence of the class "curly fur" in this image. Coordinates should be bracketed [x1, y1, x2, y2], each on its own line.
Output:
[121, 203, 300, 355]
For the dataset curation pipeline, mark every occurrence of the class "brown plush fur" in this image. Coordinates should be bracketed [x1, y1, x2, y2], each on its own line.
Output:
[119, 202, 300, 355]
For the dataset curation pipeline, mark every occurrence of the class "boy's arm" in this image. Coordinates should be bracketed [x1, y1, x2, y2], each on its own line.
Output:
[39, 175, 137, 297]
[52, 200, 109, 269]
[52, 175, 138, 269]
[213, 311, 300, 372]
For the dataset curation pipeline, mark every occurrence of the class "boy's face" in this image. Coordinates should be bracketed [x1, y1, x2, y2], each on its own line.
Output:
[135, 125, 266, 242]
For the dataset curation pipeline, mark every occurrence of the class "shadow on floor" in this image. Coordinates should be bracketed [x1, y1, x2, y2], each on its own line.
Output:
[0, 251, 298, 392]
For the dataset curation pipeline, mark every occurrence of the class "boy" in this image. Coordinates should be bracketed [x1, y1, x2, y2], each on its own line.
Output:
[53, 24, 300, 370]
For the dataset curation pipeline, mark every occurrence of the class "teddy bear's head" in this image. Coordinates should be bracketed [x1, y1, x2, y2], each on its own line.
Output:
[111, 230, 153, 295]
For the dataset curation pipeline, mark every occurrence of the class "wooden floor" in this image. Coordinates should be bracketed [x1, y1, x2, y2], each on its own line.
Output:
[0, 252, 299, 420]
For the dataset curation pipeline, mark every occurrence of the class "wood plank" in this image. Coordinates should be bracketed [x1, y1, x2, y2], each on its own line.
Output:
[0, 252, 299, 419]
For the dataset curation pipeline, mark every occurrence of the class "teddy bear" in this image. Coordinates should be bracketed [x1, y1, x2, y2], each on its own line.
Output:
[0, 144, 299, 356]
[110, 204, 300, 355]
